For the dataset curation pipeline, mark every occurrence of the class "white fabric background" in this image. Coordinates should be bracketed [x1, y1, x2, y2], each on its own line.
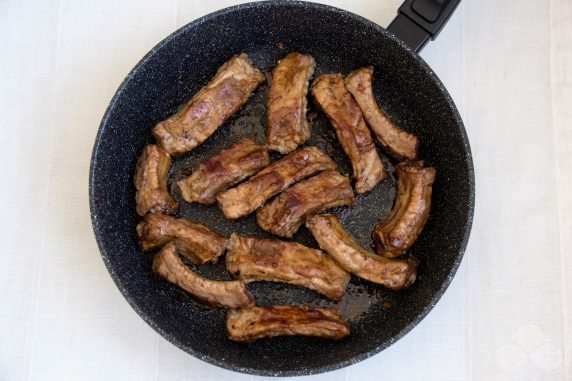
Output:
[1, 0, 570, 380]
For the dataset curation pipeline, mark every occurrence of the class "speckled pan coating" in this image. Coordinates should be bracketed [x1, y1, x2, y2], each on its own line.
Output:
[89, 0, 474, 377]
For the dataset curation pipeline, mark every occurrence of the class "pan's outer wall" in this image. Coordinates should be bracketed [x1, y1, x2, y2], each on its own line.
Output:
[90, 1, 474, 377]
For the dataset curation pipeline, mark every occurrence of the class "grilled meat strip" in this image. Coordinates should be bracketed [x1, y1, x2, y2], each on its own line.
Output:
[226, 306, 350, 342]
[311, 73, 385, 193]
[177, 138, 269, 204]
[267, 52, 316, 154]
[226, 233, 350, 300]
[136, 214, 227, 264]
[134, 144, 178, 216]
[345, 67, 419, 161]
[372, 161, 436, 257]
[306, 214, 418, 291]
[216, 146, 336, 219]
[152, 53, 265, 156]
[256, 170, 354, 237]
[153, 242, 254, 308]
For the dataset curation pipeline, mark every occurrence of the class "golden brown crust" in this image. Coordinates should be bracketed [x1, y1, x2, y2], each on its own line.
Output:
[311, 73, 386, 193]
[136, 214, 227, 264]
[267, 52, 316, 153]
[306, 214, 418, 291]
[372, 161, 436, 257]
[134, 145, 178, 216]
[345, 67, 419, 161]
[152, 54, 265, 156]
[256, 170, 354, 237]
[153, 242, 254, 308]
[226, 306, 349, 342]
[216, 146, 336, 219]
[226, 234, 350, 300]
[177, 138, 269, 204]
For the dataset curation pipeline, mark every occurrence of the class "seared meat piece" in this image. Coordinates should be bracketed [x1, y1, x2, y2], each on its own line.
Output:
[372, 161, 436, 257]
[345, 67, 419, 161]
[152, 54, 265, 156]
[226, 306, 349, 342]
[311, 73, 385, 193]
[267, 52, 316, 153]
[134, 145, 178, 216]
[153, 242, 254, 308]
[136, 214, 227, 264]
[226, 234, 350, 300]
[306, 214, 418, 291]
[256, 170, 354, 237]
[216, 146, 336, 219]
[177, 138, 269, 204]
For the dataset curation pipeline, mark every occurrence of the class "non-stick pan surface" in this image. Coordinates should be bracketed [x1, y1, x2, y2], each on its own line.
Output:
[90, 1, 474, 376]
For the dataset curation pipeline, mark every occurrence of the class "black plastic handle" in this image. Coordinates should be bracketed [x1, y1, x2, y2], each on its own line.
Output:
[387, 0, 461, 53]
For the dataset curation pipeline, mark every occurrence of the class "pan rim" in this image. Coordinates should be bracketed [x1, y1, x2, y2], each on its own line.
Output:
[89, 0, 475, 376]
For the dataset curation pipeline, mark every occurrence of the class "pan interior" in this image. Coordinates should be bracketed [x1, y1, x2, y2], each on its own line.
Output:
[90, 1, 473, 376]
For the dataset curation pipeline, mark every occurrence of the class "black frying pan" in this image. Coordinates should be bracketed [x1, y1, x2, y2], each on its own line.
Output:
[90, 0, 474, 376]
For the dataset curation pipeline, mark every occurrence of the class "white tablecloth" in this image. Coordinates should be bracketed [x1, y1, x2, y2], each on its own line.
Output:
[1, 1, 570, 380]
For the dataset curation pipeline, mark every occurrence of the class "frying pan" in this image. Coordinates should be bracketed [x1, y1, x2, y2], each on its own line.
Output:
[90, 0, 474, 376]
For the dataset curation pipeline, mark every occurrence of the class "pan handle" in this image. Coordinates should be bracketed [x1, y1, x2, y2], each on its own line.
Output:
[387, 0, 461, 52]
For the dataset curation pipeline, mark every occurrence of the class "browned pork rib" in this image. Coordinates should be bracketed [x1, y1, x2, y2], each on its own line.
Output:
[216, 146, 336, 219]
[256, 170, 354, 237]
[177, 138, 269, 204]
[267, 52, 316, 154]
[226, 306, 349, 342]
[134, 145, 178, 216]
[311, 73, 385, 193]
[153, 242, 254, 308]
[345, 67, 419, 161]
[306, 214, 418, 291]
[372, 161, 436, 257]
[226, 234, 350, 300]
[136, 214, 227, 264]
[152, 54, 265, 156]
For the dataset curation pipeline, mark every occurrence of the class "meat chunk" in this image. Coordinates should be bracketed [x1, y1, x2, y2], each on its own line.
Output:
[226, 306, 349, 342]
[306, 214, 418, 291]
[311, 73, 385, 193]
[267, 52, 316, 153]
[345, 67, 419, 160]
[177, 138, 269, 204]
[134, 145, 178, 216]
[152, 54, 265, 156]
[372, 161, 436, 257]
[216, 146, 336, 219]
[136, 214, 227, 264]
[256, 170, 354, 237]
[226, 234, 350, 300]
[153, 242, 254, 308]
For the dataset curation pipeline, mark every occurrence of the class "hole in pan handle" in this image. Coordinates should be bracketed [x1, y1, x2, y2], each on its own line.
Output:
[387, 0, 462, 52]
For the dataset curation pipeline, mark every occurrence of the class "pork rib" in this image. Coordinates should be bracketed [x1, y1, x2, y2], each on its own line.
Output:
[153, 242, 254, 308]
[177, 138, 269, 204]
[373, 161, 436, 257]
[152, 53, 265, 156]
[267, 52, 316, 153]
[226, 233, 350, 300]
[306, 214, 418, 291]
[345, 67, 419, 160]
[134, 144, 178, 216]
[136, 214, 227, 264]
[256, 170, 354, 237]
[226, 306, 350, 342]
